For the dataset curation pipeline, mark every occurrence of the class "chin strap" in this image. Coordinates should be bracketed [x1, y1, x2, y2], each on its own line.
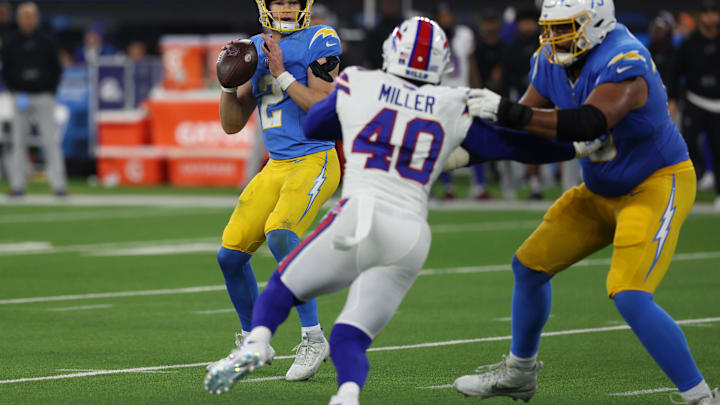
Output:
[309, 56, 340, 83]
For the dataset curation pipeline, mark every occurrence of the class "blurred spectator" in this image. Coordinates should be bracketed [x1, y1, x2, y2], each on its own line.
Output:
[364, 0, 403, 69]
[648, 11, 677, 86]
[675, 12, 697, 44]
[502, 8, 539, 100]
[435, 3, 488, 200]
[311, 3, 337, 28]
[0, 1, 13, 47]
[74, 21, 116, 64]
[670, 0, 720, 209]
[475, 8, 504, 92]
[501, 8, 549, 200]
[125, 40, 148, 62]
[1, 2, 66, 197]
[58, 48, 74, 68]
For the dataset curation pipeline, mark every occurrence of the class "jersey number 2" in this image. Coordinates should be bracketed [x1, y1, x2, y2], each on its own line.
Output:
[352, 108, 444, 185]
[258, 74, 283, 129]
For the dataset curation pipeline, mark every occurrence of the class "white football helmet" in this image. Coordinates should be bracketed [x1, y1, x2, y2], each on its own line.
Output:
[538, 0, 617, 66]
[255, 0, 314, 33]
[382, 17, 453, 85]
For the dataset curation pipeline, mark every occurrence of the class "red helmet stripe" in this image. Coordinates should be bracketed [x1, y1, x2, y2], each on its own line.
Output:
[409, 19, 433, 71]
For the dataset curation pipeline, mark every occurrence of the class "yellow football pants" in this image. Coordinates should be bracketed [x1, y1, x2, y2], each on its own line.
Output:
[221, 148, 341, 254]
[516, 160, 696, 297]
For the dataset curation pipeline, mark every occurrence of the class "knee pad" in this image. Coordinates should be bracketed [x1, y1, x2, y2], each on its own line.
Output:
[512, 255, 553, 287]
[614, 290, 653, 322]
[217, 246, 252, 277]
[266, 229, 300, 262]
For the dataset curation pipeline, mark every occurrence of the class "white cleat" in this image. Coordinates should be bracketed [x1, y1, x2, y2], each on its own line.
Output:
[206, 332, 244, 371]
[285, 332, 330, 381]
[329, 382, 361, 405]
[329, 394, 360, 405]
[203, 340, 275, 395]
[700, 389, 720, 405]
[671, 388, 720, 405]
[453, 355, 544, 402]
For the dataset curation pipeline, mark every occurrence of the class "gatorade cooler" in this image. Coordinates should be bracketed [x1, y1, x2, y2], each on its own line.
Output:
[160, 35, 205, 90]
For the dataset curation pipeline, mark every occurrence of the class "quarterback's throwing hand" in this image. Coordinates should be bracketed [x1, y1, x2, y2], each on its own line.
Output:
[467, 88, 502, 122]
[261, 33, 285, 78]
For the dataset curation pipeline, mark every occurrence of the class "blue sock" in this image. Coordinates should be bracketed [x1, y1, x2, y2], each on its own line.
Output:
[614, 290, 703, 391]
[217, 247, 257, 331]
[251, 272, 302, 334]
[266, 229, 319, 327]
[330, 323, 372, 390]
[510, 255, 553, 357]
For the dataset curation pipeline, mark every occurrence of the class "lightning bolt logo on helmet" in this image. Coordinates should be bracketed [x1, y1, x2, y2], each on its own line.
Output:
[255, 0, 314, 32]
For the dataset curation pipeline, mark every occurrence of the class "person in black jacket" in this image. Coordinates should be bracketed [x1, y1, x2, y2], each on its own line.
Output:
[670, 0, 720, 209]
[1, 2, 66, 197]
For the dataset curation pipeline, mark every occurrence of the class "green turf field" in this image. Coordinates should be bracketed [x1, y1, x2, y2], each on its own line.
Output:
[0, 195, 718, 405]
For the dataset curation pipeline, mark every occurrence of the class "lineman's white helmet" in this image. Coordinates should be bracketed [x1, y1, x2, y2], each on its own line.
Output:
[382, 16, 452, 85]
[539, 0, 617, 65]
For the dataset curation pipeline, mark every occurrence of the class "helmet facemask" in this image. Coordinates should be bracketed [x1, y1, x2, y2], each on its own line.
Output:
[256, 0, 314, 33]
[539, 12, 592, 66]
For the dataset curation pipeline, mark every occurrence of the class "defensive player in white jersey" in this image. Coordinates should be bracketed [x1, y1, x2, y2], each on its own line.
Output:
[204, 16, 602, 404]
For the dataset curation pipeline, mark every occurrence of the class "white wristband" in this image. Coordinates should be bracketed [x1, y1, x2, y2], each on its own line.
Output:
[221, 86, 238, 94]
[276, 71, 296, 91]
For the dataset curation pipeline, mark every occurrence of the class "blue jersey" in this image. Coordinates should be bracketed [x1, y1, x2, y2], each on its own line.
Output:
[249, 25, 341, 160]
[529, 24, 689, 197]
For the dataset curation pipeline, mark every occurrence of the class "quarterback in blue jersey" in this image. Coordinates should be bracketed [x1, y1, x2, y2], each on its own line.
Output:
[454, 1, 719, 404]
[211, 0, 342, 382]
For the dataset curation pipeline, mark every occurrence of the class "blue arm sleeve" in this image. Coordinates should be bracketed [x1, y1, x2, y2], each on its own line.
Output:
[462, 119, 575, 164]
[303, 90, 342, 141]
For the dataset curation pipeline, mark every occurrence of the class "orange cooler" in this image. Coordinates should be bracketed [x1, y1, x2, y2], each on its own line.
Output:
[160, 35, 206, 90]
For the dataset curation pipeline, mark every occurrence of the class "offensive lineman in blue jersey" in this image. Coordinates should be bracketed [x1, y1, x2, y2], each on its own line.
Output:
[210, 0, 342, 381]
[454, 1, 719, 404]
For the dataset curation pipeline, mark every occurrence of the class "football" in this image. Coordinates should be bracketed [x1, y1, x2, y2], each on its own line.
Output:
[216, 39, 258, 88]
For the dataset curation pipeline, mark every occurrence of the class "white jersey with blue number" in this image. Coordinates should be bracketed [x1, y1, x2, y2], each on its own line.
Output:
[334, 67, 472, 218]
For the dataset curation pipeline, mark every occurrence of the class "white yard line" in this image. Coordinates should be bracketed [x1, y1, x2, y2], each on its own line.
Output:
[87, 243, 223, 257]
[0, 242, 53, 253]
[609, 387, 677, 396]
[0, 208, 222, 224]
[417, 384, 453, 390]
[193, 309, 236, 315]
[3, 250, 719, 305]
[56, 369, 178, 374]
[48, 304, 113, 312]
[0, 219, 532, 258]
[0, 237, 221, 257]
[1, 317, 717, 385]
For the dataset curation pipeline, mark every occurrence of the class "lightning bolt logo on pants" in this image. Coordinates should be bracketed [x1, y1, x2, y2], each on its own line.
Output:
[298, 152, 328, 224]
[645, 175, 677, 280]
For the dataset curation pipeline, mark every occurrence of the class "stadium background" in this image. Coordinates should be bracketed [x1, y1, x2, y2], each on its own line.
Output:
[0, 0, 716, 196]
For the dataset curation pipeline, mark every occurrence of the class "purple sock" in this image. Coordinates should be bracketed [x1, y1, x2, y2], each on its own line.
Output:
[251, 272, 302, 334]
[330, 323, 373, 389]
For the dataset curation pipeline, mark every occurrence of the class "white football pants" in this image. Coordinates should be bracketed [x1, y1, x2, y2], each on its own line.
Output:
[279, 196, 431, 339]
